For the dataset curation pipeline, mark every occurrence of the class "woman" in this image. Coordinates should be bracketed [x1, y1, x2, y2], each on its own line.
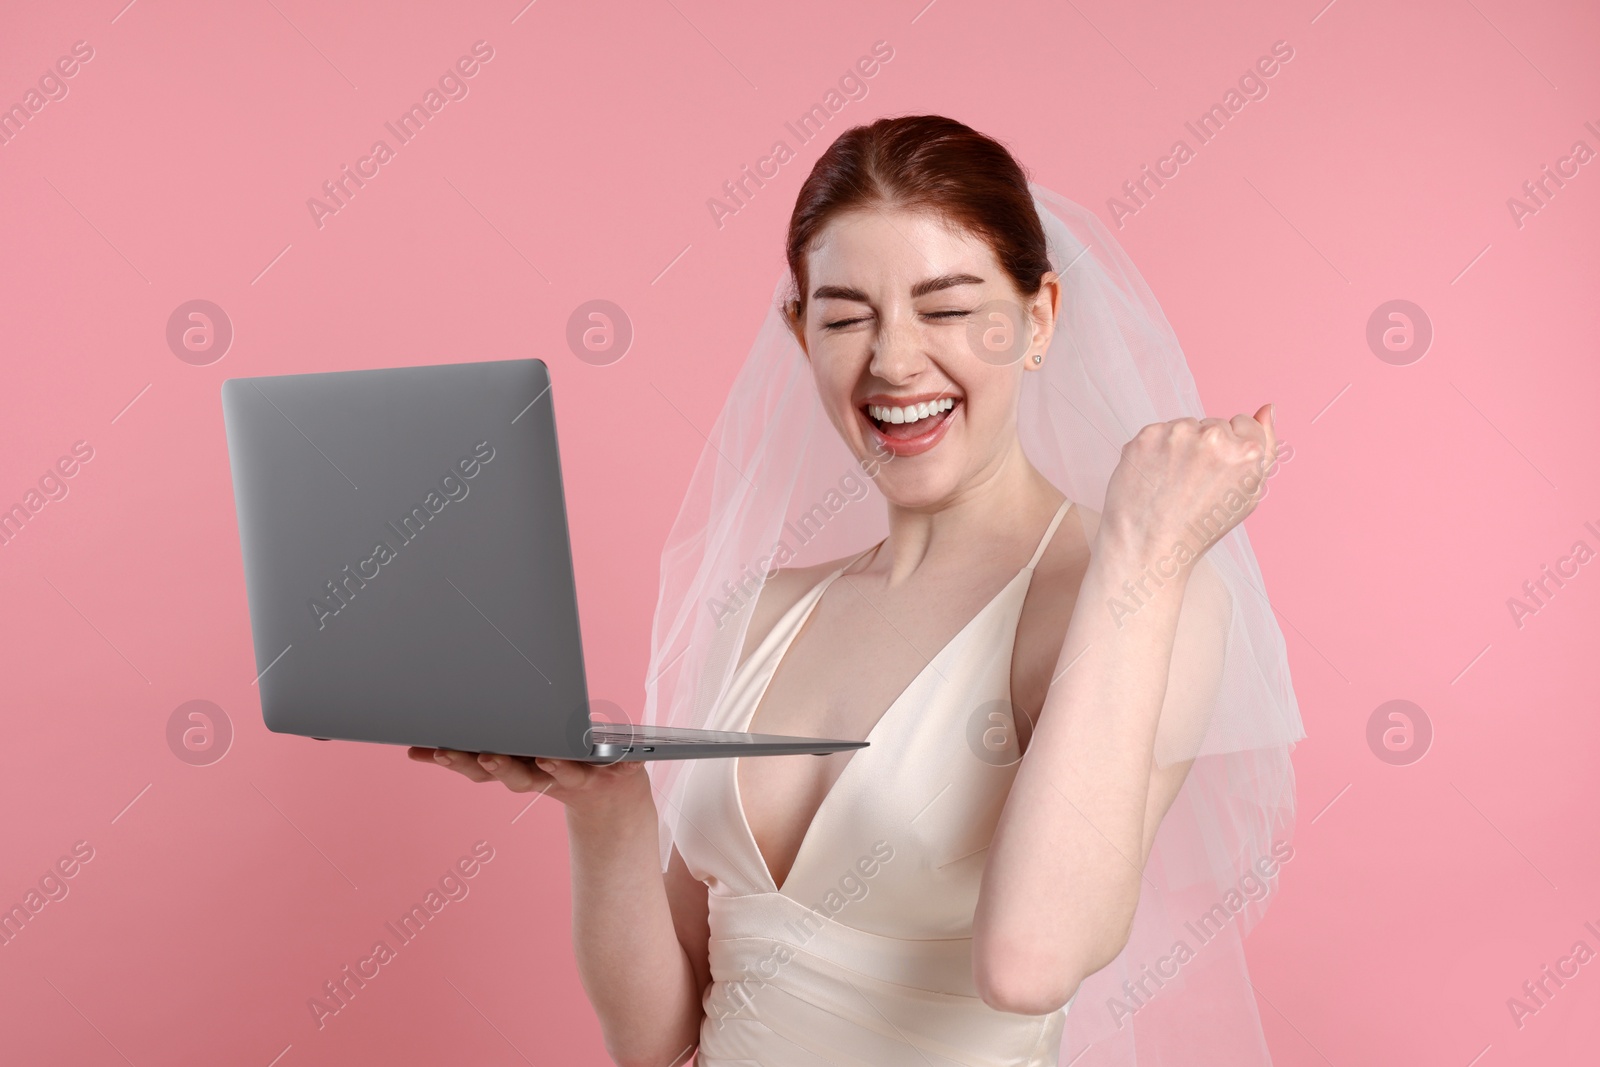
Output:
[413, 115, 1303, 1066]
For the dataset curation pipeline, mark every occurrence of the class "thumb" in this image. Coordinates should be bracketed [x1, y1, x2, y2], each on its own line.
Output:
[534, 757, 589, 790]
[1254, 402, 1274, 432]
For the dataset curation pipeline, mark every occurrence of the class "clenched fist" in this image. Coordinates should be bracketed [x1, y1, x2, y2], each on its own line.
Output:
[1097, 403, 1279, 575]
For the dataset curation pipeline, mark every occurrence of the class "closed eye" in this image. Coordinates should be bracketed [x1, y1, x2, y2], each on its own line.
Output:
[821, 309, 973, 330]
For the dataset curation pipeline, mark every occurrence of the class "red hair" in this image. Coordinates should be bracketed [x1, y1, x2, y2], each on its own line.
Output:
[783, 115, 1051, 327]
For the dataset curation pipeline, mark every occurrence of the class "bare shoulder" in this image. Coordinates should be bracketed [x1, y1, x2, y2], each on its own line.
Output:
[735, 554, 856, 667]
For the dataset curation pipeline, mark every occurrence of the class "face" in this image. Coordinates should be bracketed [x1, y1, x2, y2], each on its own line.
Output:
[794, 207, 1059, 508]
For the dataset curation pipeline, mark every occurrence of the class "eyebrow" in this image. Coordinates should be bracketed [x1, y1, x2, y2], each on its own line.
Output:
[811, 273, 986, 303]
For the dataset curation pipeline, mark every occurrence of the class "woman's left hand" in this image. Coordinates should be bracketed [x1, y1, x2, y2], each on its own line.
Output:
[1097, 403, 1278, 571]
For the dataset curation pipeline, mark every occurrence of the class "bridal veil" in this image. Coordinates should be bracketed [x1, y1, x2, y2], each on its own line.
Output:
[637, 181, 1305, 1065]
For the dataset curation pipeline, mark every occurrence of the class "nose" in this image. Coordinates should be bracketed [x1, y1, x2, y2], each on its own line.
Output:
[868, 305, 925, 384]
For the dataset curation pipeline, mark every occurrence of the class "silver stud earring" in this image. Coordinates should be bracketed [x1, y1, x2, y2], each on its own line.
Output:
[1032, 353, 1043, 364]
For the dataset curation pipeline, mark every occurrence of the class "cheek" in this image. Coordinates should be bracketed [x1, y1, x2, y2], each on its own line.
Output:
[955, 371, 1019, 431]
[810, 346, 867, 402]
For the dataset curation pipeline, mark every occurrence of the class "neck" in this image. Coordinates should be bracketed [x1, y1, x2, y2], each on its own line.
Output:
[873, 439, 1063, 587]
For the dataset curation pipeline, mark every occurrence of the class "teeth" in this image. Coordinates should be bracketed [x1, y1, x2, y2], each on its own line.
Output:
[868, 398, 954, 425]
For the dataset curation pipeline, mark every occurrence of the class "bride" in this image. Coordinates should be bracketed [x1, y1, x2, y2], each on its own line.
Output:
[413, 115, 1303, 1066]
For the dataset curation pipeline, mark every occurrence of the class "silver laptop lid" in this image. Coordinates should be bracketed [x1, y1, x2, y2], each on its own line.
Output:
[221, 358, 594, 758]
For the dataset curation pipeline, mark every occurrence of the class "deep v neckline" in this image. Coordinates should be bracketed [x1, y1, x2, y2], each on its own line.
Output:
[732, 499, 1075, 895]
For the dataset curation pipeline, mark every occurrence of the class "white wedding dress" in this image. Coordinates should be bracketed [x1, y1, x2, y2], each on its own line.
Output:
[673, 500, 1088, 1066]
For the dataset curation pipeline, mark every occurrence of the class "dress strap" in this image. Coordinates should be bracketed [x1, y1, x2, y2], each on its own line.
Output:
[1024, 499, 1075, 570]
[815, 538, 885, 596]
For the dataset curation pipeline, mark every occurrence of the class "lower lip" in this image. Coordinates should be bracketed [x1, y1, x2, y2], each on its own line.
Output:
[862, 403, 960, 458]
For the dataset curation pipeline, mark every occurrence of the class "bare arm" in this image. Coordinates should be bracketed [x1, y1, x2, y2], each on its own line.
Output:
[564, 766, 709, 1066]
[408, 752, 708, 1066]
[972, 408, 1274, 1014]
[403, 558, 835, 1061]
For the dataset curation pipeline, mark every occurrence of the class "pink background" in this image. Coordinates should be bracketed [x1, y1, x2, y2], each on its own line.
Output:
[2, 0, 1597, 1063]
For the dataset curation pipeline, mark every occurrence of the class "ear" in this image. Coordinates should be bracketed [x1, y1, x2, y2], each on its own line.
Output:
[784, 302, 811, 360]
[1022, 271, 1061, 372]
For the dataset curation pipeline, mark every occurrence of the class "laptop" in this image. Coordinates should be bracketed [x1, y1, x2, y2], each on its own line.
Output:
[220, 358, 866, 763]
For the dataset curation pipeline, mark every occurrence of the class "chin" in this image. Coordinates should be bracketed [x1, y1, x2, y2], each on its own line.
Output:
[863, 456, 970, 510]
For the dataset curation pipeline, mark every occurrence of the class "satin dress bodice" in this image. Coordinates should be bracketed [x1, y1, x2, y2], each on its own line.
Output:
[672, 500, 1079, 1066]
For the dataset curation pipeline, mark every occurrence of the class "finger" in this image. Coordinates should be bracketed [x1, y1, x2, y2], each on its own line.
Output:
[1254, 402, 1278, 458]
[1253, 402, 1275, 440]
[431, 749, 497, 783]
[1232, 407, 1275, 449]
[533, 757, 596, 791]
[476, 753, 552, 793]
[1234, 408, 1278, 494]
[1229, 412, 1267, 446]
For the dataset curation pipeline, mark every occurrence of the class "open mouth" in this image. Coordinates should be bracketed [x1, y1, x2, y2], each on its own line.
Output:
[860, 396, 961, 458]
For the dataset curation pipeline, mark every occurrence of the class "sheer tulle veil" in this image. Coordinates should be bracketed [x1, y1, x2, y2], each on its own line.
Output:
[638, 182, 1305, 1065]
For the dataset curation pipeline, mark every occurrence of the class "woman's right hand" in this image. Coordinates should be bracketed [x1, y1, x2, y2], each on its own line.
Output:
[406, 747, 651, 820]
